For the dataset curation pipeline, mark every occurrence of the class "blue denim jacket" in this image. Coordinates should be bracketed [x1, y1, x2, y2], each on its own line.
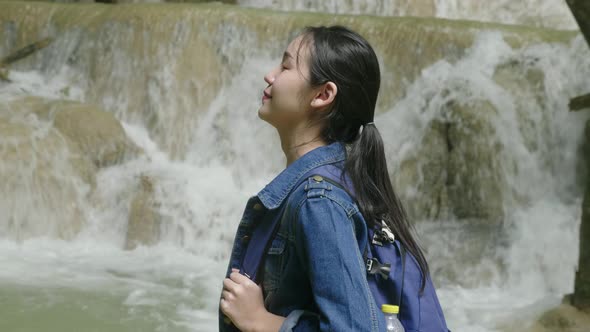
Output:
[219, 142, 385, 331]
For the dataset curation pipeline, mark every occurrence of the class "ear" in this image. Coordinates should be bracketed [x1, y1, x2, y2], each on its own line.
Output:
[310, 82, 337, 110]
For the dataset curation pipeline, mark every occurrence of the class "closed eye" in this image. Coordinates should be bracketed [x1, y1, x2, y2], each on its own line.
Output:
[281, 51, 293, 70]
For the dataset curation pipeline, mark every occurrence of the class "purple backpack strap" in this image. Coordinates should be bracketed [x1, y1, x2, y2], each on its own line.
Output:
[240, 164, 348, 282]
[240, 202, 288, 282]
[311, 164, 356, 197]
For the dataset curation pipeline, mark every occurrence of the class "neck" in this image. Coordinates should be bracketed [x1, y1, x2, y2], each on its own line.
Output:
[277, 123, 327, 167]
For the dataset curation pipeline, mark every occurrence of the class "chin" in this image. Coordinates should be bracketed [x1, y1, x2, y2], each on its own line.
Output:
[257, 108, 270, 122]
[258, 110, 279, 129]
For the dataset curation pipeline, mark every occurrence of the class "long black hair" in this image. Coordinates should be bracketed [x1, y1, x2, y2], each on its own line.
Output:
[299, 25, 430, 290]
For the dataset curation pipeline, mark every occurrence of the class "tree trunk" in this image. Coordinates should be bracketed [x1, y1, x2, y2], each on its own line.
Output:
[566, 0, 590, 47]
[566, 0, 590, 310]
[573, 121, 590, 310]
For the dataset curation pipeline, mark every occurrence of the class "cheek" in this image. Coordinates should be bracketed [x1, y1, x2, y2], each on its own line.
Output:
[269, 81, 291, 106]
[272, 77, 288, 95]
[274, 79, 307, 109]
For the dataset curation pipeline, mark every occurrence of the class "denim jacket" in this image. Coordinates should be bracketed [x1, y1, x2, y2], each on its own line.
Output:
[219, 142, 385, 331]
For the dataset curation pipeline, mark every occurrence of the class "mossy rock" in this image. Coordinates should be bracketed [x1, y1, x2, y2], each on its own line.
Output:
[445, 99, 506, 222]
[523, 303, 590, 332]
[0, 96, 145, 241]
[0, 116, 93, 240]
[8, 97, 142, 168]
[396, 99, 505, 224]
[51, 100, 143, 167]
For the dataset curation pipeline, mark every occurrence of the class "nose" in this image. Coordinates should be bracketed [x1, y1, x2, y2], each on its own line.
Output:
[264, 68, 277, 85]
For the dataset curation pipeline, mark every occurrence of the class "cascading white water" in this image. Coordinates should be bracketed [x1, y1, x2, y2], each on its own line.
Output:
[237, 0, 578, 29]
[433, 0, 577, 29]
[378, 32, 590, 330]
[0, 3, 589, 332]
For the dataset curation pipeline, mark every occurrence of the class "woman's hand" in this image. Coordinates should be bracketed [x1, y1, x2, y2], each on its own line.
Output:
[221, 269, 270, 332]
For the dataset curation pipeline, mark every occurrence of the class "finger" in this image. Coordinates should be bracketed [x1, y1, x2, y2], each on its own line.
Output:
[230, 271, 252, 285]
[222, 290, 234, 301]
[222, 278, 238, 293]
[231, 268, 239, 273]
[220, 298, 230, 315]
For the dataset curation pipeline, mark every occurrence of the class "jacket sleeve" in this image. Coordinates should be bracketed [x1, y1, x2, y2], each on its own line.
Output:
[279, 196, 381, 331]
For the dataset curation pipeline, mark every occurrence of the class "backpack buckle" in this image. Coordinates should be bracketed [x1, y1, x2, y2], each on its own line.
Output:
[372, 225, 395, 246]
[372, 233, 385, 246]
[366, 258, 391, 280]
[381, 226, 395, 243]
[366, 258, 374, 272]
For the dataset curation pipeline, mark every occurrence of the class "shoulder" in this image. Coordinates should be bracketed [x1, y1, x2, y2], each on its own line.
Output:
[287, 175, 360, 220]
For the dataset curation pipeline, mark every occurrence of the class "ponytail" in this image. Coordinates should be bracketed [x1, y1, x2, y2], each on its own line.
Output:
[301, 26, 430, 291]
[347, 124, 430, 291]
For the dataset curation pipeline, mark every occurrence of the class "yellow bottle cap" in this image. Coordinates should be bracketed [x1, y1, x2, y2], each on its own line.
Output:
[381, 304, 399, 314]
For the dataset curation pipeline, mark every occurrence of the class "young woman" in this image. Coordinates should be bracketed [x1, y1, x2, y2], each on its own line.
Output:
[219, 26, 432, 332]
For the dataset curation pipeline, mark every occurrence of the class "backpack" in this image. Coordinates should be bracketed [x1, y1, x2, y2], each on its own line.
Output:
[240, 164, 451, 332]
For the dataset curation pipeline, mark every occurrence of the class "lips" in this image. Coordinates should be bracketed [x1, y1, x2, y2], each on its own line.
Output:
[262, 90, 272, 103]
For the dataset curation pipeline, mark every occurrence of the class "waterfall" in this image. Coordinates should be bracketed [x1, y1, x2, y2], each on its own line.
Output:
[237, 0, 577, 29]
[0, 2, 588, 331]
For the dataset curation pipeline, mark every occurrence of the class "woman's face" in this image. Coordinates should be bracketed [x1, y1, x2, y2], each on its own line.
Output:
[258, 35, 316, 130]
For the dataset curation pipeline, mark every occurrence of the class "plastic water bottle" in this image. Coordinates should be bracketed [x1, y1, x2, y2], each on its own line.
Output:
[382, 304, 405, 332]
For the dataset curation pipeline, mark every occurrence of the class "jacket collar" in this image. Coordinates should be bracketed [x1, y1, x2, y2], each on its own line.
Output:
[257, 142, 346, 209]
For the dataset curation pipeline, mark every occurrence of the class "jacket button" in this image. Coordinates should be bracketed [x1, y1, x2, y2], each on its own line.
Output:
[253, 203, 263, 211]
[241, 235, 250, 244]
[312, 175, 323, 182]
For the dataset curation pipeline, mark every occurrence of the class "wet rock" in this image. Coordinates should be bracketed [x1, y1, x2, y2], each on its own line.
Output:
[0, 116, 93, 240]
[493, 59, 547, 154]
[0, 96, 144, 241]
[51, 100, 142, 168]
[395, 119, 449, 221]
[396, 99, 505, 224]
[9, 97, 142, 168]
[522, 302, 590, 332]
[445, 99, 506, 222]
[125, 175, 161, 250]
[395, 99, 507, 286]
[0, 67, 8, 81]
